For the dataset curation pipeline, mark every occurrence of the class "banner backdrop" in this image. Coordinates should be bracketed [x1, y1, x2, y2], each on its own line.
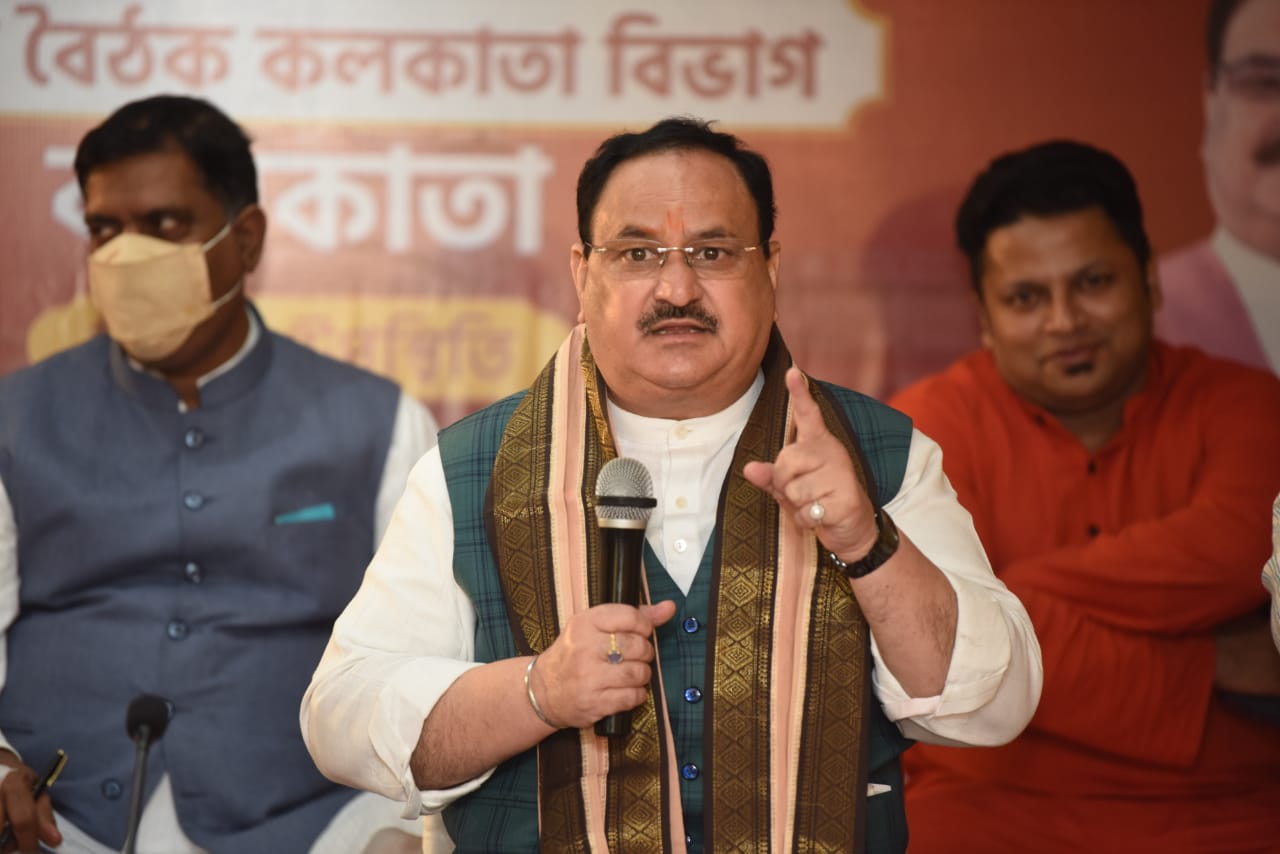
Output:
[0, 0, 1211, 426]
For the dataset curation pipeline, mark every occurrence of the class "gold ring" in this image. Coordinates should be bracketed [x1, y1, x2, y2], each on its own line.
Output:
[607, 632, 622, 664]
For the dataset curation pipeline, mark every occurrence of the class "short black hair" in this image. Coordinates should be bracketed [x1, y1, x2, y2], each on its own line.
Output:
[576, 116, 776, 255]
[74, 95, 258, 214]
[955, 140, 1151, 294]
[1206, 0, 1247, 84]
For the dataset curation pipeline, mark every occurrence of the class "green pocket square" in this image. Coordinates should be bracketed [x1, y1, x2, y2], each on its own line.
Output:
[274, 502, 336, 525]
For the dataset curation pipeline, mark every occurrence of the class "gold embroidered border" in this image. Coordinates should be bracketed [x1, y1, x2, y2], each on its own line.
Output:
[491, 347, 590, 849]
[490, 334, 671, 852]
[580, 342, 672, 854]
[706, 329, 871, 850]
[706, 329, 790, 846]
[790, 382, 874, 853]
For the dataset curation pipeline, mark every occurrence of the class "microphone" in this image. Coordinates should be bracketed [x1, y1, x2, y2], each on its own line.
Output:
[594, 457, 656, 738]
[122, 695, 171, 854]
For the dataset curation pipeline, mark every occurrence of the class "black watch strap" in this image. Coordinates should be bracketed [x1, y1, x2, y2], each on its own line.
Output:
[828, 510, 899, 579]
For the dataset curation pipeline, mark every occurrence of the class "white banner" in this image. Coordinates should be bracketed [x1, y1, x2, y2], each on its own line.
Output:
[0, 0, 883, 126]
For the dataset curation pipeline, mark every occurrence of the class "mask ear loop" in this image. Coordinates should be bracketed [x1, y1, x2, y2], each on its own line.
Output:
[201, 222, 233, 252]
[209, 278, 245, 312]
[202, 220, 242, 312]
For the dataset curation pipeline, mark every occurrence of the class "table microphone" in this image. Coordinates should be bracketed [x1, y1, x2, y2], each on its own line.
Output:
[594, 456, 656, 738]
[122, 694, 171, 854]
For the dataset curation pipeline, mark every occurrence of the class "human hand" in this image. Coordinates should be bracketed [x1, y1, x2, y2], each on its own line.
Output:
[742, 367, 878, 562]
[0, 750, 61, 854]
[529, 601, 677, 729]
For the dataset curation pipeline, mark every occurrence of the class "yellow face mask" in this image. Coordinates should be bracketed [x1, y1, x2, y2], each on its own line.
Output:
[88, 223, 239, 362]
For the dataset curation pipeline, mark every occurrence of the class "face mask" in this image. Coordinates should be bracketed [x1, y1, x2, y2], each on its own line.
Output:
[88, 223, 240, 362]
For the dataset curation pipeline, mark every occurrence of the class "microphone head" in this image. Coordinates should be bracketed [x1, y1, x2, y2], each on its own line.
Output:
[126, 694, 171, 743]
[595, 457, 657, 526]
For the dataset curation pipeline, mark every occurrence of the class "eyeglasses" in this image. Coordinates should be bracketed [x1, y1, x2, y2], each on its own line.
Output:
[1216, 55, 1280, 102]
[584, 238, 762, 282]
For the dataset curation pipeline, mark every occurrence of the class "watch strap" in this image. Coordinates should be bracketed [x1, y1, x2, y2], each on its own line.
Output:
[827, 510, 899, 579]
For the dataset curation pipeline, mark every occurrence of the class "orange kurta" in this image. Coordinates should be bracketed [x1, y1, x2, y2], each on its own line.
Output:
[890, 343, 1280, 854]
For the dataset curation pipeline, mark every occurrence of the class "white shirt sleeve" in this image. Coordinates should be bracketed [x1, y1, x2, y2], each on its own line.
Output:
[302, 447, 490, 819]
[373, 393, 439, 548]
[1264, 492, 1280, 654]
[0, 475, 21, 759]
[868, 429, 1043, 747]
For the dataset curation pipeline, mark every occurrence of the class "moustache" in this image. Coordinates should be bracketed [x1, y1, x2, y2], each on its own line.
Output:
[637, 303, 719, 334]
[1257, 137, 1280, 167]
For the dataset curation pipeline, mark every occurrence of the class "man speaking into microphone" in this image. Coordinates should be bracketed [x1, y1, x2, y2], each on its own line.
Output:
[302, 117, 1043, 853]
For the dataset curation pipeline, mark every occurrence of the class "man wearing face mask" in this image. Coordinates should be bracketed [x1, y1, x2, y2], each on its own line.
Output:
[0, 96, 436, 853]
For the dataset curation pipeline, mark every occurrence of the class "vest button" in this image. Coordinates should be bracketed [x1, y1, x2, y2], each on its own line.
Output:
[683, 686, 703, 703]
[183, 428, 205, 449]
[183, 492, 205, 511]
[680, 763, 699, 780]
[1087, 524, 1100, 538]
[101, 778, 123, 799]
[682, 617, 700, 633]
[183, 562, 203, 583]
[167, 619, 189, 640]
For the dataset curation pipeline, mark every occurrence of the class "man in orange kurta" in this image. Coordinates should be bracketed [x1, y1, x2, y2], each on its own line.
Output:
[891, 140, 1280, 852]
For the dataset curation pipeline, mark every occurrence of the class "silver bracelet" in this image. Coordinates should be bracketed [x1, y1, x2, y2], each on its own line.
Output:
[524, 655, 554, 727]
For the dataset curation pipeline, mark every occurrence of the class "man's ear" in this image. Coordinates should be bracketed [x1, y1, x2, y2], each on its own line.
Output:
[973, 286, 994, 349]
[570, 242, 588, 324]
[232, 204, 267, 272]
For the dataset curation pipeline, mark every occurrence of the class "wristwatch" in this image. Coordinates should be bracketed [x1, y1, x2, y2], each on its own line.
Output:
[827, 510, 899, 579]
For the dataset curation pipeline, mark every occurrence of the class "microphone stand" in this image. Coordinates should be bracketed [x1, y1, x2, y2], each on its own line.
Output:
[122, 726, 152, 854]
[122, 695, 170, 854]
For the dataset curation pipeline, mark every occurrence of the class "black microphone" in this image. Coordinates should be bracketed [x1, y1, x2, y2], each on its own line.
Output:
[122, 694, 171, 854]
[594, 457, 656, 738]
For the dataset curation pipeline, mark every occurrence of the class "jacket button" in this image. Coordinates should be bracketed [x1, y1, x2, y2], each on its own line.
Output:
[183, 428, 205, 449]
[167, 620, 189, 640]
[101, 778, 123, 799]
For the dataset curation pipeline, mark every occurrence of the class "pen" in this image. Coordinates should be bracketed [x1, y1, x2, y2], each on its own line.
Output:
[0, 749, 68, 848]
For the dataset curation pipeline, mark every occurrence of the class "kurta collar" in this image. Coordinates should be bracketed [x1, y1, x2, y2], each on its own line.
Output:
[975, 343, 1170, 454]
[606, 369, 764, 449]
[108, 302, 272, 412]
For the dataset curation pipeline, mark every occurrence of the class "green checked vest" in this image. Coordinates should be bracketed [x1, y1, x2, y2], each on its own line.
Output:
[437, 382, 915, 854]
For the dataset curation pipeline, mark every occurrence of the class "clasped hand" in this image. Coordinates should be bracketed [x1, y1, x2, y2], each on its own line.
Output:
[530, 601, 676, 729]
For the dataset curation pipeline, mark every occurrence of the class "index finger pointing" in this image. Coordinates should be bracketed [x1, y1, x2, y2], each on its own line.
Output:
[786, 366, 828, 442]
